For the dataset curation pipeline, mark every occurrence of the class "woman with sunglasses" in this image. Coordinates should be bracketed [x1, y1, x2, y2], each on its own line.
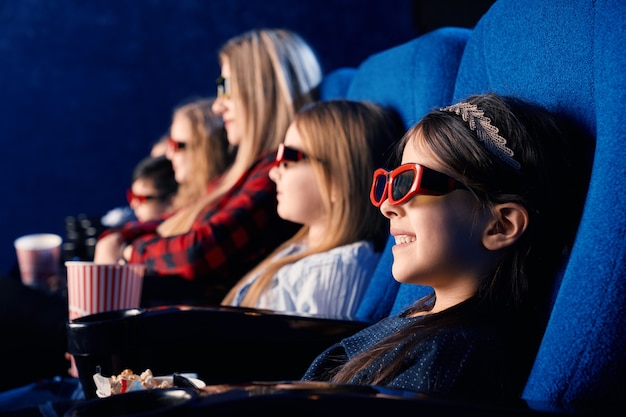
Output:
[162, 96, 232, 212]
[102, 97, 227, 228]
[93, 29, 321, 305]
[299, 93, 592, 400]
[221, 100, 402, 319]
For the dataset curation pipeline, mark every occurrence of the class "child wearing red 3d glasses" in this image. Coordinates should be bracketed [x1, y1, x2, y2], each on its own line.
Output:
[221, 100, 403, 320]
[301, 93, 592, 400]
[125, 155, 178, 223]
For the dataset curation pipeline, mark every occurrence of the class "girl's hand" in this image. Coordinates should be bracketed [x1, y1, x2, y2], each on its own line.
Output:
[93, 232, 125, 264]
[65, 352, 79, 378]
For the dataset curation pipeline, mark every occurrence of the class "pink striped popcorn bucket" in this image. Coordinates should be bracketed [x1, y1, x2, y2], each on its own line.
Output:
[65, 261, 146, 321]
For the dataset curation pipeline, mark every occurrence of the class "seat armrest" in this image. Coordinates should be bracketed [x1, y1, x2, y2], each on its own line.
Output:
[186, 381, 607, 416]
[67, 305, 369, 399]
[66, 380, 609, 417]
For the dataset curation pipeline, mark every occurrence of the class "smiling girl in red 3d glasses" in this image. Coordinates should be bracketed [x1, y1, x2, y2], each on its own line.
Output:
[301, 93, 592, 400]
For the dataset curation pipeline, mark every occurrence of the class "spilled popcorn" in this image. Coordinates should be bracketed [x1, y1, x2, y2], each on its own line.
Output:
[93, 368, 173, 397]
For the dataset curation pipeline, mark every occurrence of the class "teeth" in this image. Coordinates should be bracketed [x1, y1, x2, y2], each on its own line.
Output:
[394, 235, 416, 245]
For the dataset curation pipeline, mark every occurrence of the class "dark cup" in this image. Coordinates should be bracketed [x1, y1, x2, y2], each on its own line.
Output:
[67, 308, 145, 399]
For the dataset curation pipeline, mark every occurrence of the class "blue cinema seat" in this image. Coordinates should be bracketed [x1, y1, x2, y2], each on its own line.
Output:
[346, 26, 470, 130]
[451, 0, 626, 409]
[319, 67, 357, 100]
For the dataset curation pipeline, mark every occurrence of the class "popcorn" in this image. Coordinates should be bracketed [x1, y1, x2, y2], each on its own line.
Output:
[94, 368, 173, 397]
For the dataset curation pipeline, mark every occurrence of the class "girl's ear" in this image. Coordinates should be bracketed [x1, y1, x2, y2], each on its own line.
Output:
[482, 203, 529, 250]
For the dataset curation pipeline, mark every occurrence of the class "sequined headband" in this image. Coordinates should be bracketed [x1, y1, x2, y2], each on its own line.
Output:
[440, 102, 521, 171]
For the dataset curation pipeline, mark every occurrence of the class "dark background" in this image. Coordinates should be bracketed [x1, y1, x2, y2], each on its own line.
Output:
[0, 0, 494, 275]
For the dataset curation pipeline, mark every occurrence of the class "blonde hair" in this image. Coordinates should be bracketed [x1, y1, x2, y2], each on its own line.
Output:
[158, 28, 322, 237]
[222, 100, 401, 307]
[171, 97, 231, 208]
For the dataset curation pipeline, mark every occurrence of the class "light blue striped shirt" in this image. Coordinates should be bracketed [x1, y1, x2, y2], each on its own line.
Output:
[228, 240, 380, 320]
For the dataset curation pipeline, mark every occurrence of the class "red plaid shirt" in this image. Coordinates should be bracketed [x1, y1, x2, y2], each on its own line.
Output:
[110, 152, 298, 285]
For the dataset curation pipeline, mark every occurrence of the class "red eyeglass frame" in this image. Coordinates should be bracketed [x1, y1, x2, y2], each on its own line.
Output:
[167, 137, 187, 152]
[275, 143, 308, 164]
[370, 163, 464, 207]
[126, 189, 162, 205]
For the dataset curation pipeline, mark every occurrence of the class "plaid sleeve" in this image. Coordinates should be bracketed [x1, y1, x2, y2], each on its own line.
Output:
[97, 219, 160, 241]
[129, 153, 297, 282]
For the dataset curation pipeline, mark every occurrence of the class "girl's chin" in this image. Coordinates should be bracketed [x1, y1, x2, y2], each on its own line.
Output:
[277, 211, 302, 226]
[225, 131, 241, 147]
[390, 258, 416, 283]
[276, 209, 291, 222]
[391, 274, 411, 284]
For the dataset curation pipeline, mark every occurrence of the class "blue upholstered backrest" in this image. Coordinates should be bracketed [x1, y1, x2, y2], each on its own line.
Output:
[453, 0, 626, 406]
[320, 67, 357, 100]
[337, 27, 471, 322]
[346, 27, 471, 131]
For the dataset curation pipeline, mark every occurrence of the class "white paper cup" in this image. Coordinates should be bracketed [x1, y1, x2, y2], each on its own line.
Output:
[65, 261, 146, 321]
[14, 233, 63, 289]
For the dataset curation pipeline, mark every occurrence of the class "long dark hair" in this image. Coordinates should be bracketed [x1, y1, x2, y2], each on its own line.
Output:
[329, 93, 593, 389]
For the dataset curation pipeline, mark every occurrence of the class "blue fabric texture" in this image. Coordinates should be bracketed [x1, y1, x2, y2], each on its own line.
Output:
[389, 281, 433, 316]
[0, 377, 83, 413]
[454, 0, 626, 406]
[354, 235, 400, 322]
[346, 26, 471, 130]
[349, 27, 471, 323]
[319, 67, 357, 100]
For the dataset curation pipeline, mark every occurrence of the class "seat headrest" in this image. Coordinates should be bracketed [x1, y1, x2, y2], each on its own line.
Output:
[454, 0, 626, 406]
[347, 27, 471, 130]
[320, 67, 357, 100]
[454, 0, 595, 137]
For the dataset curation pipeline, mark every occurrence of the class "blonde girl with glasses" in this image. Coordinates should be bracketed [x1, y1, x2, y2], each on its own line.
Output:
[164, 97, 232, 212]
[222, 100, 403, 320]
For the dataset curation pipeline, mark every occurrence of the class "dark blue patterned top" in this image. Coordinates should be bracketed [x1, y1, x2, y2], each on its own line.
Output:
[302, 309, 530, 399]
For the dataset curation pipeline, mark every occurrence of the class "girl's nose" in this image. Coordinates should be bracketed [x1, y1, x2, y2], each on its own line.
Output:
[268, 165, 280, 183]
[165, 144, 174, 160]
[212, 97, 225, 114]
[379, 198, 400, 219]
